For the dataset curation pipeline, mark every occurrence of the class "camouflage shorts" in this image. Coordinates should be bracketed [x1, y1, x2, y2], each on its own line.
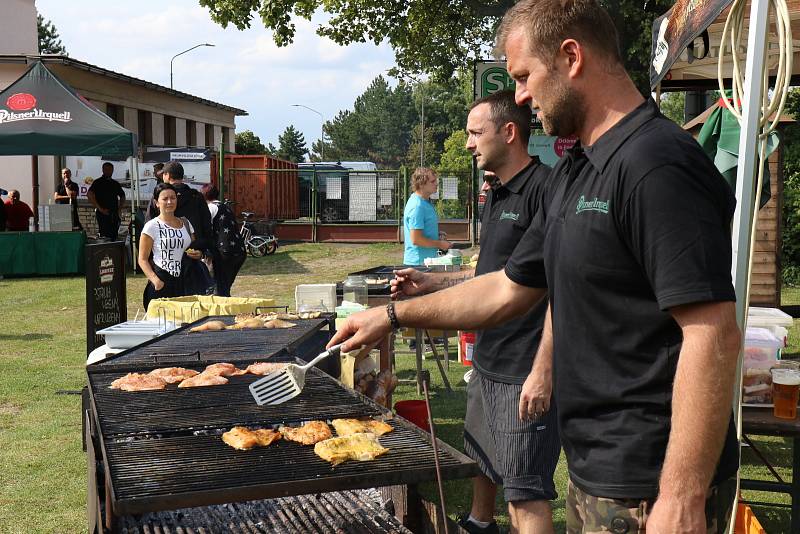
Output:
[565, 477, 737, 534]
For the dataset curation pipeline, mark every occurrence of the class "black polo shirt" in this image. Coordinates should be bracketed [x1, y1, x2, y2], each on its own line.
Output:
[88, 176, 124, 211]
[474, 158, 551, 384]
[56, 181, 79, 204]
[505, 99, 739, 498]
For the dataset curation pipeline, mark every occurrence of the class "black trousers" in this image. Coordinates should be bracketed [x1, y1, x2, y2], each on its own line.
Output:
[142, 266, 184, 311]
[96, 210, 120, 240]
[213, 251, 246, 297]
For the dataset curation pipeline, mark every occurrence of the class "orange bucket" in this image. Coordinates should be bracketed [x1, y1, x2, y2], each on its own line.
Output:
[394, 400, 430, 432]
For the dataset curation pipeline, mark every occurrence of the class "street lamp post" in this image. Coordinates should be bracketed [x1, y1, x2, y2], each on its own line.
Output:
[291, 104, 324, 161]
[170, 43, 215, 89]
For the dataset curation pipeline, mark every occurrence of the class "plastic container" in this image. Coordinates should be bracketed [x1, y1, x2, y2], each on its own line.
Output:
[342, 276, 368, 307]
[394, 400, 430, 431]
[744, 327, 783, 364]
[335, 303, 367, 330]
[295, 283, 336, 312]
[748, 306, 793, 328]
[459, 331, 475, 366]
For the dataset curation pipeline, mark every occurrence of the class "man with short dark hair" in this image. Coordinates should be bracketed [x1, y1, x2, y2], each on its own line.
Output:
[396, 90, 557, 534]
[331, 1, 741, 532]
[87, 162, 125, 240]
[54, 168, 82, 230]
[4, 190, 33, 231]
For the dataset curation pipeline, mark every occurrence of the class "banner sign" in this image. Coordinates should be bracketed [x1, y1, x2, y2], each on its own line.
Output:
[649, 0, 734, 89]
[85, 241, 127, 355]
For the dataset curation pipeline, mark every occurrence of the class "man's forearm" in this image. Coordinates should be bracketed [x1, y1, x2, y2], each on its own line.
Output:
[659, 302, 740, 499]
[395, 270, 543, 331]
[530, 304, 553, 376]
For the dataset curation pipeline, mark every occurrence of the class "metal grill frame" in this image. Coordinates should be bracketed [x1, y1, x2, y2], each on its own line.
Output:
[87, 355, 477, 516]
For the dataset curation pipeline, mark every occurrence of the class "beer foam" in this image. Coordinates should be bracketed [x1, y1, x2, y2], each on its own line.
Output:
[771, 369, 800, 386]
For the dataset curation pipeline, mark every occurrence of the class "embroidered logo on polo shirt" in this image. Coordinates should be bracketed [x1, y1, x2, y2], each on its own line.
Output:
[499, 211, 520, 221]
[576, 195, 610, 215]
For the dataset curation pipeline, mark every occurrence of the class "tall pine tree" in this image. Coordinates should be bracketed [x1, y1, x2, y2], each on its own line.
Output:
[277, 125, 307, 163]
[37, 15, 67, 55]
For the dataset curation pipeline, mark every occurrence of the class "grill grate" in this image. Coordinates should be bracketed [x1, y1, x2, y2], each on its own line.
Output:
[100, 316, 332, 364]
[104, 418, 473, 515]
[115, 489, 411, 533]
[89, 365, 382, 436]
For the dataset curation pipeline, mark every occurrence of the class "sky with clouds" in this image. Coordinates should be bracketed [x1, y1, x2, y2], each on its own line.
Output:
[35, 0, 398, 151]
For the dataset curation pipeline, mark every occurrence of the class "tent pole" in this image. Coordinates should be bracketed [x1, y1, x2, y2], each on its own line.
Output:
[729, 3, 770, 533]
[31, 155, 39, 231]
[130, 156, 140, 272]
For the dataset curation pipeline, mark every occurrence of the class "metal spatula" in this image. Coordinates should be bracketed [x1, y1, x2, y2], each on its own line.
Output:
[249, 344, 342, 405]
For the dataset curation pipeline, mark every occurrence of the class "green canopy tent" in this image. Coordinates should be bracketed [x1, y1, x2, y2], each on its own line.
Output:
[0, 61, 138, 227]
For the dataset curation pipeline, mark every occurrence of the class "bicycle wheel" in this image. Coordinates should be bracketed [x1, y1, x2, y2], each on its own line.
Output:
[265, 239, 278, 255]
[249, 237, 269, 257]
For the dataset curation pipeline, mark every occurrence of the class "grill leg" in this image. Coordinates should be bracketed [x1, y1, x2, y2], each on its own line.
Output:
[85, 412, 102, 534]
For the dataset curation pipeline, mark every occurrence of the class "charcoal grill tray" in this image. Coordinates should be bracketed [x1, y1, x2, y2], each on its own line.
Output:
[100, 315, 332, 364]
[89, 363, 383, 436]
[104, 417, 475, 515]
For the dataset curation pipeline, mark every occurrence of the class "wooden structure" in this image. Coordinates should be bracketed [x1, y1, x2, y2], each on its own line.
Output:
[684, 107, 794, 307]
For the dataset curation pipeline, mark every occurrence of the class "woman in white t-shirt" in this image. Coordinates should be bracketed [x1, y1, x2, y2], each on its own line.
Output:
[138, 183, 202, 308]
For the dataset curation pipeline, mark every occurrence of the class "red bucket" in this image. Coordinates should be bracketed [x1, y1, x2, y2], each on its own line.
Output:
[394, 400, 430, 432]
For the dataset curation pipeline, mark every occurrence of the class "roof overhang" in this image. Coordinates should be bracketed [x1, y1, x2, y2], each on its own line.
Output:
[0, 54, 248, 116]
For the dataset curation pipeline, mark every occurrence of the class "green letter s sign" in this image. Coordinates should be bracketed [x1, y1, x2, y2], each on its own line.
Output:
[481, 67, 515, 97]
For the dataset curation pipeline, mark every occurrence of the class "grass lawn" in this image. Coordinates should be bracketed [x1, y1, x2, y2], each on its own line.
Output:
[0, 242, 794, 532]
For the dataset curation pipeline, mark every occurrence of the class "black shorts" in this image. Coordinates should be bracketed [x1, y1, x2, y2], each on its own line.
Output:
[463, 371, 560, 503]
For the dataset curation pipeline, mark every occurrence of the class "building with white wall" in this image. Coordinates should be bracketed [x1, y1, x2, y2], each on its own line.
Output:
[0, 0, 246, 207]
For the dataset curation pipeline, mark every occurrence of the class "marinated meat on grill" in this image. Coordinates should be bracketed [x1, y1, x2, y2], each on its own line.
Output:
[331, 418, 394, 437]
[148, 367, 200, 384]
[109, 373, 167, 391]
[178, 372, 229, 388]
[314, 433, 389, 466]
[245, 362, 288, 376]
[227, 318, 266, 330]
[279, 421, 333, 445]
[222, 426, 282, 450]
[265, 319, 296, 329]
[188, 320, 227, 333]
[203, 362, 246, 377]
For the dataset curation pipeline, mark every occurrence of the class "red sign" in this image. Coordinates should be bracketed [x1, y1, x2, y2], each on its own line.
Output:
[553, 136, 577, 157]
[6, 93, 36, 111]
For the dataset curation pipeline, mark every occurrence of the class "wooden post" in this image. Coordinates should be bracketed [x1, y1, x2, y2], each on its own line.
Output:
[31, 155, 39, 230]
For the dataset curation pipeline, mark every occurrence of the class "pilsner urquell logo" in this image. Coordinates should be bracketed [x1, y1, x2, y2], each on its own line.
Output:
[499, 211, 519, 221]
[576, 195, 610, 215]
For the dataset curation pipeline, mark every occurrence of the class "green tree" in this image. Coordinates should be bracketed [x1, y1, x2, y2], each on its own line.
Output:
[438, 130, 471, 173]
[37, 14, 67, 55]
[277, 125, 307, 163]
[781, 89, 800, 285]
[234, 130, 267, 154]
[198, 0, 672, 93]
[659, 92, 686, 125]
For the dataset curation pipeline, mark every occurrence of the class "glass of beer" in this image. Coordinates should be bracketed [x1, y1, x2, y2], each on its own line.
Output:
[770, 368, 800, 419]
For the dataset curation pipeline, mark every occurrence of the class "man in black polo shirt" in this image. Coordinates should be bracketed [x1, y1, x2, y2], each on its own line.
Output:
[87, 162, 125, 240]
[331, 1, 741, 532]
[393, 91, 557, 534]
[54, 168, 82, 230]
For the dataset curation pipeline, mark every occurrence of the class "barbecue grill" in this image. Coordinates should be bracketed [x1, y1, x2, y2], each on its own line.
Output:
[85, 317, 477, 532]
[336, 266, 429, 297]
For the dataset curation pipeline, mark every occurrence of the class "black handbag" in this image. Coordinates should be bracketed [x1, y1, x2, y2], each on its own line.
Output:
[182, 256, 216, 296]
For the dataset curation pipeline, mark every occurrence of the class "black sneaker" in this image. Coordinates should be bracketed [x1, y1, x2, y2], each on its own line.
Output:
[457, 513, 499, 534]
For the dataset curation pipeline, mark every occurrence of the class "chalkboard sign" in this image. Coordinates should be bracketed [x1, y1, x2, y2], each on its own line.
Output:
[85, 241, 127, 355]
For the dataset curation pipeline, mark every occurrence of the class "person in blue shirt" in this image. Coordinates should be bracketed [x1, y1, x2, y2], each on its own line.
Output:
[403, 167, 451, 265]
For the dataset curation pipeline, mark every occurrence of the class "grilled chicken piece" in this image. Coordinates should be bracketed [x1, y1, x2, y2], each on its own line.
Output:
[331, 418, 394, 437]
[148, 367, 200, 384]
[279, 421, 333, 445]
[222, 426, 282, 450]
[245, 362, 288, 376]
[178, 372, 229, 388]
[203, 362, 247, 377]
[110, 373, 167, 391]
[314, 433, 389, 466]
[265, 319, 296, 329]
[234, 313, 256, 322]
[189, 320, 227, 333]
[227, 318, 266, 330]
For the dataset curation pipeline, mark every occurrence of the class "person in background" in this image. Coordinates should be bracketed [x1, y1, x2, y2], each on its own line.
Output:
[150, 161, 213, 254]
[87, 162, 125, 240]
[4, 190, 34, 231]
[145, 163, 165, 222]
[402, 167, 451, 265]
[0, 190, 6, 231]
[201, 184, 246, 297]
[54, 168, 82, 230]
[138, 183, 202, 309]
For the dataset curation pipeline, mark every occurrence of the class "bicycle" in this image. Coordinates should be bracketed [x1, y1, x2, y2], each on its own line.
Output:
[239, 211, 278, 257]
